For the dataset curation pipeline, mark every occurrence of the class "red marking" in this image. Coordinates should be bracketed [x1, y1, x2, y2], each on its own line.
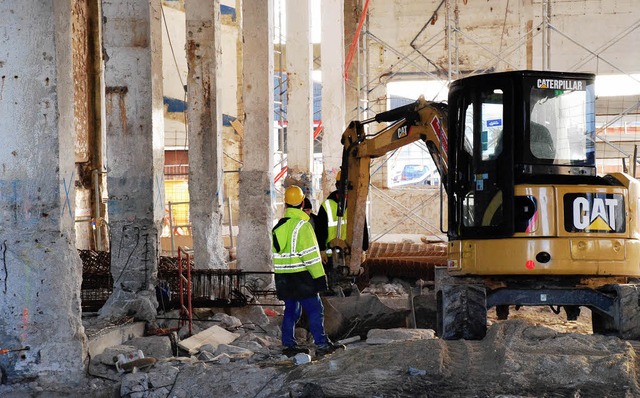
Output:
[313, 122, 323, 139]
[274, 166, 288, 184]
[525, 260, 535, 270]
[430, 116, 448, 153]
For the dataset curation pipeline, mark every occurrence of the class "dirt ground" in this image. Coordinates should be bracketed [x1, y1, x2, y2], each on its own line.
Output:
[2, 302, 637, 397]
[274, 307, 638, 398]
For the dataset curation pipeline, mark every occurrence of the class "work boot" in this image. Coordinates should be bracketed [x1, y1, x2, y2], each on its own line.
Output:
[282, 346, 310, 358]
[315, 342, 346, 358]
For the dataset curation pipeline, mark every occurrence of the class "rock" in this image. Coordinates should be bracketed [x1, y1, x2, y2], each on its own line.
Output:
[120, 372, 149, 397]
[214, 344, 254, 359]
[126, 336, 173, 359]
[233, 340, 263, 352]
[366, 328, 436, 344]
[146, 363, 179, 389]
[212, 313, 243, 330]
[229, 305, 270, 327]
[213, 353, 232, 364]
[98, 345, 139, 366]
[197, 351, 217, 362]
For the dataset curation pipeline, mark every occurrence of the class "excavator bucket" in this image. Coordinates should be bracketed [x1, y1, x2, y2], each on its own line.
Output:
[321, 241, 447, 339]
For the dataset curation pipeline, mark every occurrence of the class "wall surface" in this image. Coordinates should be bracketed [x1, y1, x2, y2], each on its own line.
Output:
[366, 0, 640, 80]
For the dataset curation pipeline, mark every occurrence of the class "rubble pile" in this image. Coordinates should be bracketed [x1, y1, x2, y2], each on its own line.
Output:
[1, 292, 639, 397]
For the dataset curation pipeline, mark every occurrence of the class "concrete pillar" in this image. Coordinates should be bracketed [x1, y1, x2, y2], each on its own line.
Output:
[0, 1, 86, 384]
[344, 0, 362, 122]
[100, 0, 164, 321]
[186, 0, 227, 269]
[320, 0, 346, 196]
[284, 0, 314, 194]
[237, 0, 275, 277]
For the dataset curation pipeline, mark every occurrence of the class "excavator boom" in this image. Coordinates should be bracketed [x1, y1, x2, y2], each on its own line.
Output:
[338, 96, 449, 275]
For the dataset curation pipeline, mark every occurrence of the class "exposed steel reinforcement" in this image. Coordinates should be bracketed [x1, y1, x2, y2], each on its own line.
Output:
[361, 242, 447, 282]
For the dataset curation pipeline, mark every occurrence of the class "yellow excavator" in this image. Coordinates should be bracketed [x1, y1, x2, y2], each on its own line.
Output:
[336, 70, 640, 340]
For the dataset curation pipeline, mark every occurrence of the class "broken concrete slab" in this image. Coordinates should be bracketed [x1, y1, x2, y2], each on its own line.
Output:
[211, 313, 243, 330]
[86, 321, 146, 358]
[366, 328, 436, 344]
[126, 336, 173, 359]
[178, 325, 240, 354]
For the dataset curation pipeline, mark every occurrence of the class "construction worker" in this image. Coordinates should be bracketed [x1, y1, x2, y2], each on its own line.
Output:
[315, 170, 369, 272]
[272, 185, 343, 357]
[302, 197, 317, 229]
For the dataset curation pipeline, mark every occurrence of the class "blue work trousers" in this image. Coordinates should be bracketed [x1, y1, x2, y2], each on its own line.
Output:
[281, 294, 329, 348]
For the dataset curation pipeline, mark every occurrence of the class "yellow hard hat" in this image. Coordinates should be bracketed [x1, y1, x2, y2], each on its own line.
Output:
[284, 185, 305, 206]
[336, 170, 342, 181]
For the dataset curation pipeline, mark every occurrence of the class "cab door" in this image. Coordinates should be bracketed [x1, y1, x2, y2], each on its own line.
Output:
[448, 80, 514, 240]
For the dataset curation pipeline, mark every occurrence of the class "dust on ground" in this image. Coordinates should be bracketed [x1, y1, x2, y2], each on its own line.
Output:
[2, 304, 637, 398]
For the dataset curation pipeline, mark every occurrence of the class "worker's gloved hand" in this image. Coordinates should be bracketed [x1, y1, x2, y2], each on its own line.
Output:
[320, 251, 328, 265]
[313, 275, 329, 293]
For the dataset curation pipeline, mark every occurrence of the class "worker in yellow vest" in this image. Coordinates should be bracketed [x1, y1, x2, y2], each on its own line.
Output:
[272, 185, 344, 357]
[315, 171, 369, 276]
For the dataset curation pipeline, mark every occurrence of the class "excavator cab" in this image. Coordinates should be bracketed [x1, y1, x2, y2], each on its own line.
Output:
[447, 71, 596, 240]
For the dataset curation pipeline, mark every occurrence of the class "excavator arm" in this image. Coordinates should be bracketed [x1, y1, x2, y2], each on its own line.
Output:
[336, 96, 449, 275]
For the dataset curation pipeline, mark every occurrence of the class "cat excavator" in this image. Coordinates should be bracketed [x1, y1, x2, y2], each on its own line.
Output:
[335, 70, 640, 340]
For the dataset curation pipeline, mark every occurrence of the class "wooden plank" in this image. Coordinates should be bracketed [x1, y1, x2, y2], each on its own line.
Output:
[177, 325, 240, 354]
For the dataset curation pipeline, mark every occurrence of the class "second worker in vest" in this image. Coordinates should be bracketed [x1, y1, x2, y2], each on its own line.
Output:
[272, 185, 345, 358]
[315, 171, 369, 292]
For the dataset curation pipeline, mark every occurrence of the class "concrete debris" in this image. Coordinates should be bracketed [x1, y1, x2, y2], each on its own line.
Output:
[97, 345, 139, 366]
[362, 282, 409, 297]
[211, 313, 243, 330]
[120, 372, 149, 398]
[196, 350, 217, 361]
[366, 328, 436, 344]
[228, 304, 270, 327]
[323, 293, 410, 337]
[178, 325, 240, 354]
[212, 352, 232, 364]
[146, 363, 180, 389]
[125, 336, 173, 359]
[8, 306, 640, 397]
[214, 343, 254, 359]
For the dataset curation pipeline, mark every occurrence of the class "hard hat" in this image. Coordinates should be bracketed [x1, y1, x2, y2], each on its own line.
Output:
[336, 170, 342, 181]
[284, 185, 305, 206]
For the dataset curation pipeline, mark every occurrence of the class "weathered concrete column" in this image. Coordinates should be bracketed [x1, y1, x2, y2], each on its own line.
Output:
[100, 0, 164, 321]
[284, 0, 314, 193]
[0, 1, 86, 384]
[344, 0, 362, 122]
[237, 0, 275, 277]
[186, 0, 227, 269]
[321, 0, 347, 196]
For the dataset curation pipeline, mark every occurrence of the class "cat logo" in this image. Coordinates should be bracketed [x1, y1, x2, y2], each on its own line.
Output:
[396, 125, 409, 139]
[564, 193, 625, 233]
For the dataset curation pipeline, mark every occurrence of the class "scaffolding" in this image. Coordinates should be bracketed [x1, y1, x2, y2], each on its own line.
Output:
[346, 0, 640, 242]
